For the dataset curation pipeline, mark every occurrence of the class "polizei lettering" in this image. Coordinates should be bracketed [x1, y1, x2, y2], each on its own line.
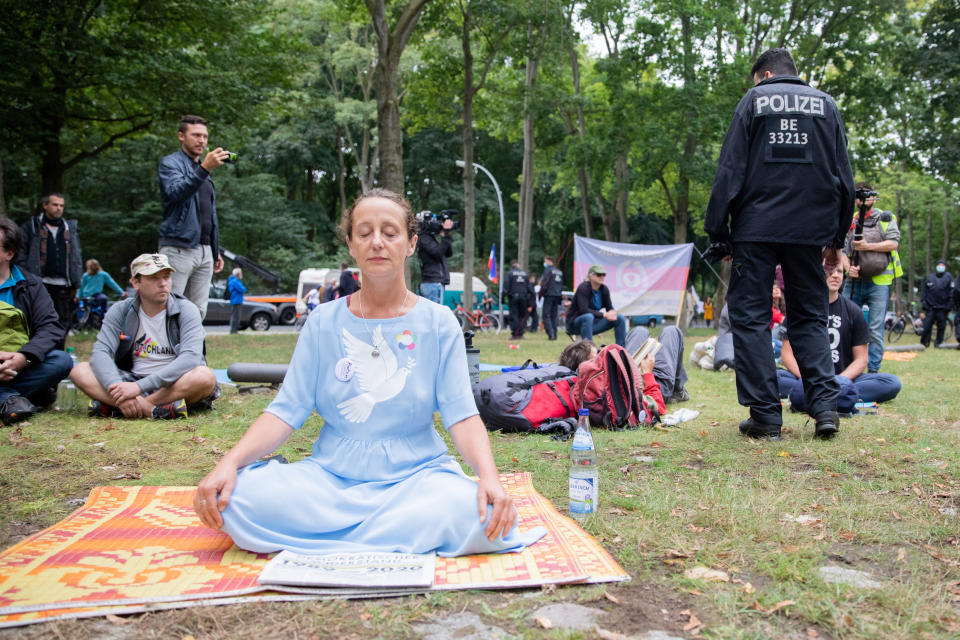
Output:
[754, 94, 825, 117]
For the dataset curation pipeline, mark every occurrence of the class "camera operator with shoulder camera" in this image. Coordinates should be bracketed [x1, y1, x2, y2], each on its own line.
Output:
[416, 210, 455, 305]
[843, 183, 902, 370]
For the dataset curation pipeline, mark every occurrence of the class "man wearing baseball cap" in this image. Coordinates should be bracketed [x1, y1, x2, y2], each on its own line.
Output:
[70, 253, 218, 419]
[565, 264, 627, 346]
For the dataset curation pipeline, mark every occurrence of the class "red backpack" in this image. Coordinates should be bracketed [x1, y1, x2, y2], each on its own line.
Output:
[573, 344, 643, 428]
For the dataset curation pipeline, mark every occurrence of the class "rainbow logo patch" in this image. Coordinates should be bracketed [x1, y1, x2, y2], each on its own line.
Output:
[396, 330, 416, 350]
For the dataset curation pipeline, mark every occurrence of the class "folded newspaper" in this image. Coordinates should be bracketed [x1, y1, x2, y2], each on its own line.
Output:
[258, 550, 436, 588]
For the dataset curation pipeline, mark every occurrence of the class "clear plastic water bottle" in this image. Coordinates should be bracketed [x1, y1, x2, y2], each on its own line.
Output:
[569, 408, 598, 521]
[56, 347, 80, 411]
[56, 379, 78, 412]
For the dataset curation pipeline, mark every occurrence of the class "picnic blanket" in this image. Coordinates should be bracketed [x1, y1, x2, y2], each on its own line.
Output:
[882, 351, 918, 362]
[0, 472, 627, 628]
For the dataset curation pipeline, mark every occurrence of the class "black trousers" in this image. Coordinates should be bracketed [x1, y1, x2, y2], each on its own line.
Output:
[229, 304, 242, 334]
[542, 295, 560, 339]
[509, 296, 529, 337]
[728, 242, 839, 425]
[528, 304, 539, 332]
[43, 283, 74, 348]
[920, 307, 949, 346]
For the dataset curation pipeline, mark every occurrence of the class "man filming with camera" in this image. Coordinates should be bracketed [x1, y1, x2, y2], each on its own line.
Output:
[416, 211, 454, 304]
[843, 183, 902, 372]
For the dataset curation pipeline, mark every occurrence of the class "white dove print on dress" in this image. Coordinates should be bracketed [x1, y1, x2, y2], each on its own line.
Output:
[337, 325, 416, 422]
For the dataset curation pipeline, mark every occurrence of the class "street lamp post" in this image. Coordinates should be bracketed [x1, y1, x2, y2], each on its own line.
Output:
[456, 160, 505, 329]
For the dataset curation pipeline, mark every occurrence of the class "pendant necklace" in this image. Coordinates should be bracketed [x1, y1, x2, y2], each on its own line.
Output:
[358, 289, 409, 358]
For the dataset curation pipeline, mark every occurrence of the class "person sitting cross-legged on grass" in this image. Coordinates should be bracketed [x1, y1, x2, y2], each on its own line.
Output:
[70, 253, 218, 420]
[777, 258, 901, 414]
[0, 217, 74, 425]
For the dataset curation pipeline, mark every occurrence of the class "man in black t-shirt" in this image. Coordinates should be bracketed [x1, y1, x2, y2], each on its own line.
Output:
[778, 259, 901, 413]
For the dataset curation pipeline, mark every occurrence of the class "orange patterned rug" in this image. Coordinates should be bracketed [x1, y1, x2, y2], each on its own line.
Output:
[0, 472, 627, 628]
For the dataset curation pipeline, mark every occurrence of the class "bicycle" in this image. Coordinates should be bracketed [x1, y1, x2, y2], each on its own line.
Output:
[72, 296, 111, 333]
[454, 303, 502, 333]
[888, 307, 955, 343]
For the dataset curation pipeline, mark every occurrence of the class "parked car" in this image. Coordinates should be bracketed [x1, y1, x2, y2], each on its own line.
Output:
[205, 283, 279, 331]
[629, 314, 664, 328]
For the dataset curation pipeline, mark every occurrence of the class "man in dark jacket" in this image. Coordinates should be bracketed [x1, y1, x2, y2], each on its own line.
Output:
[338, 262, 358, 297]
[920, 259, 955, 348]
[158, 114, 227, 320]
[17, 192, 83, 337]
[0, 217, 73, 425]
[504, 261, 530, 339]
[70, 253, 218, 420]
[567, 264, 627, 346]
[417, 217, 453, 304]
[704, 47, 854, 441]
[539, 255, 564, 340]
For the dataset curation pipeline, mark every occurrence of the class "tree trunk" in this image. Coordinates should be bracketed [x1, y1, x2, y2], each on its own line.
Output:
[337, 128, 348, 222]
[565, 31, 592, 238]
[41, 133, 64, 194]
[925, 209, 932, 275]
[894, 189, 903, 310]
[615, 152, 629, 242]
[942, 207, 951, 263]
[460, 7, 477, 325]
[906, 197, 915, 306]
[517, 23, 540, 271]
[365, 0, 429, 193]
[596, 196, 614, 241]
[674, 133, 696, 244]
[714, 259, 731, 317]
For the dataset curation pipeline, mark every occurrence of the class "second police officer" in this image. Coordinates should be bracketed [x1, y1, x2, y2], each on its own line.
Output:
[539, 255, 564, 341]
[504, 260, 530, 340]
[703, 48, 855, 441]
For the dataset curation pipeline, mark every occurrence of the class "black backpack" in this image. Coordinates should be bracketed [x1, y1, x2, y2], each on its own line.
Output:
[474, 360, 578, 433]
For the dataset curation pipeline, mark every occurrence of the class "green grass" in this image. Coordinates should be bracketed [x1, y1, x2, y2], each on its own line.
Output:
[2, 327, 958, 639]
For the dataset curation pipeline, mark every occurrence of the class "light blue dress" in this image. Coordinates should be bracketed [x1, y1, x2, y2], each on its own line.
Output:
[221, 296, 546, 556]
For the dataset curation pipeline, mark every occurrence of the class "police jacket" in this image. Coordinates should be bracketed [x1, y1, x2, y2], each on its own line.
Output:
[90, 293, 206, 396]
[18, 215, 83, 287]
[504, 267, 529, 300]
[705, 75, 855, 248]
[540, 265, 564, 297]
[10, 268, 65, 363]
[158, 150, 220, 258]
[417, 233, 452, 285]
[922, 272, 955, 310]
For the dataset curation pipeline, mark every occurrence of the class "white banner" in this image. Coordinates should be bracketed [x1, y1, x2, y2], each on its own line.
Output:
[573, 235, 693, 316]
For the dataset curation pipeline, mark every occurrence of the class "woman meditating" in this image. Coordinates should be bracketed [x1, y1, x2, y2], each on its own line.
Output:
[194, 189, 545, 556]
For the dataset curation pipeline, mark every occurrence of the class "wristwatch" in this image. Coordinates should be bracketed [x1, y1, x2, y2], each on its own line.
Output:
[19, 353, 33, 368]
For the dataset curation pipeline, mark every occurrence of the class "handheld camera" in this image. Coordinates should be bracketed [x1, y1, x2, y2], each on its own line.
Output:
[416, 209, 460, 235]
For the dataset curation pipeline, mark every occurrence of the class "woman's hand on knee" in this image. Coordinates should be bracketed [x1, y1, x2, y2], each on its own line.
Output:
[194, 462, 237, 529]
[476, 477, 516, 541]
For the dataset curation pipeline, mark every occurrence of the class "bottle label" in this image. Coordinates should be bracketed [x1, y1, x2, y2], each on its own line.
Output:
[572, 430, 594, 451]
[569, 476, 596, 514]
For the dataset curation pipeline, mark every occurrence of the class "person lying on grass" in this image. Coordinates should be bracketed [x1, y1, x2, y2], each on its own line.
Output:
[70, 253, 218, 420]
[193, 188, 546, 556]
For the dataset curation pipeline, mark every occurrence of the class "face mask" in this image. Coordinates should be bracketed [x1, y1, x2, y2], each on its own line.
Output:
[937, 265, 946, 274]
[543, 262, 548, 269]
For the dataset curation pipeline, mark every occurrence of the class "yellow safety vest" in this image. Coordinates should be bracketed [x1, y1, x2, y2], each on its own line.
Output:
[871, 218, 902, 286]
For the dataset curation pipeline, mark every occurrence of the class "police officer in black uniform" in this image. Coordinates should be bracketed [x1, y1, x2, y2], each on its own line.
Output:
[703, 48, 855, 441]
[504, 260, 530, 339]
[919, 259, 955, 348]
[539, 255, 564, 340]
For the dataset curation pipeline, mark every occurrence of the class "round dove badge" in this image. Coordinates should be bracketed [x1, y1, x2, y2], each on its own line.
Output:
[335, 357, 354, 382]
